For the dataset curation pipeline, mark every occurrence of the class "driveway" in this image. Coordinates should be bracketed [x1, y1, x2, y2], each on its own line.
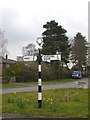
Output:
[1, 78, 89, 94]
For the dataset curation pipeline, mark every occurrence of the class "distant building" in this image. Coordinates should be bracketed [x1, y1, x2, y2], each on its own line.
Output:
[0, 56, 16, 68]
[0, 56, 16, 83]
[17, 56, 23, 61]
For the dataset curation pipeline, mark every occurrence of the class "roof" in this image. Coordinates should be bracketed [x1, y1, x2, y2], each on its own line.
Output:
[0, 56, 16, 64]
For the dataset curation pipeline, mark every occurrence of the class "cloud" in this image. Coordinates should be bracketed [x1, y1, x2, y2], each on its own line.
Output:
[0, 0, 88, 59]
[88, 1, 90, 43]
[0, 8, 44, 59]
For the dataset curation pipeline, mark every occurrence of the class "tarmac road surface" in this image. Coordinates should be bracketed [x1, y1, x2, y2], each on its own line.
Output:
[0, 78, 88, 94]
[0, 78, 89, 119]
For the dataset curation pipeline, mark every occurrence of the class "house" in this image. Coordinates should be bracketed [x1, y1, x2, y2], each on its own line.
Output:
[2, 57, 16, 68]
[0, 56, 16, 83]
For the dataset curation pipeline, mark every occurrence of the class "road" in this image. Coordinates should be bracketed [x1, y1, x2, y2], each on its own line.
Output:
[0, 78, 89, 94]
[0, 78, 89, 119]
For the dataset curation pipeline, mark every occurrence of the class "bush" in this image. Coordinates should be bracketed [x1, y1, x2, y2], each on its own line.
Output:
[16, 76, 24, 83]
[60, 68, 71, 79]
[2, 76, 10, 84]
[3, 61, 71, 83]
[42, 62, 56, 81]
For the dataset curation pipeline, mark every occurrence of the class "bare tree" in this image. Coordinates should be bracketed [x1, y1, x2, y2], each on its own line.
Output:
[0, 29, 8, 57]
[22, 43, 38, 56]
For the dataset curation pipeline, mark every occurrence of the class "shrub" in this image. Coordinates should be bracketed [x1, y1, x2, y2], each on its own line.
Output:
[3, 61, 71, 83]
[2, 76, 10, 84]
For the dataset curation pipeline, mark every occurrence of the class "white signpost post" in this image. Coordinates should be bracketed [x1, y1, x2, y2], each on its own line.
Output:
[23, 53, 61, 108]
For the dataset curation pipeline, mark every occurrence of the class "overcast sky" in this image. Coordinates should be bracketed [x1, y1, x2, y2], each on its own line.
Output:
[0, 0, 89, 60]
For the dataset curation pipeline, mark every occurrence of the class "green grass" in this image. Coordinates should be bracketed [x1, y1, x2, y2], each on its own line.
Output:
[2, 79, 74, 88]
[2, 88, 88, 118]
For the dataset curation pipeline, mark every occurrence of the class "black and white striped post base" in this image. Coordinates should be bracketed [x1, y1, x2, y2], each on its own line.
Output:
[37, 49, 42, 108]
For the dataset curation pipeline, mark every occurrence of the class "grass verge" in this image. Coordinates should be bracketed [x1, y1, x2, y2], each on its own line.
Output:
[2, 88, 88, 118]
[2, 79, 74, 88]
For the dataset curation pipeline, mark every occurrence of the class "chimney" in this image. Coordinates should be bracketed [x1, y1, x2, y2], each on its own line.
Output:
[5, 54, 8, 60]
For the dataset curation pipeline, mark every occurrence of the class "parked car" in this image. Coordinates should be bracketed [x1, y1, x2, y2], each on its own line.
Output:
[72, 71, 82, 79]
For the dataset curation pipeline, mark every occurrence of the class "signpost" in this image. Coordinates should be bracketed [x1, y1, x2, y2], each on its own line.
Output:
[23, 54, 61, 62]
[23, 56, 37, 61]
[23, 53, 61, 109]
[37, 49, 42, 108]
[42, 54, 61, 62]
[22, 37, 61, 108]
